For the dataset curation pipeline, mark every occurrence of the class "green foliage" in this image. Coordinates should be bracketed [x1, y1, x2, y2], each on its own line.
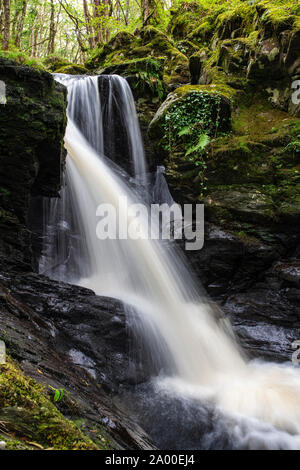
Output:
[1, 0, 300, 65]
[285, 134, 300, 156]
[163, 91, 223, 149]
[163, 91, 224, 193]
[185, 132, 211, 157]
[49, 386, 68, 404]
[0, 48, 46, 70]
[133, 57, 165, 99]
[0, 357, 104, 450]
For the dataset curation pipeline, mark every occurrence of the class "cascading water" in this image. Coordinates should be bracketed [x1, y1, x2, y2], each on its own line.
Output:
[41, 73, 300, 449]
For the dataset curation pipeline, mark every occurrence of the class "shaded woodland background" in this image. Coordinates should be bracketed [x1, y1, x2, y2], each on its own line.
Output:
[0, 0, 172, 63]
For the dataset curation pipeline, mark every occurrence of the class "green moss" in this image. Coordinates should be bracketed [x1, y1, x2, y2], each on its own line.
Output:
[232, 91, 300, 138]
[55, 64, 88, 75]
[176, 40, 199, 57]
[87, 25, 189, 86]
[0, 49, 46, 71]
[42, 54, 71, 72]
[174, 83, 236, 101]
[0, 358, 106, 450]
[170, 0, 299, 56]
[258, 0, 300, 32]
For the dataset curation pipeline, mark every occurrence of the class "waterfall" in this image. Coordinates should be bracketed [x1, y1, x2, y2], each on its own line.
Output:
[41, 74, 300, 449]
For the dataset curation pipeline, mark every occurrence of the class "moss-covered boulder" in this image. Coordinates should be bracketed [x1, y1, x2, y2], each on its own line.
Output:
[99, 57, 166, 99]
[205, 186, 275, 225]
[42, 56, 88, 75]
[147, 1, 300, 232]
[55, 64, 89, 75]
[0, 58, 67, 269]
[42, 54, 71, 72]
[87, 26, 190, 88]
[154, 83, 300, 228]
[149, 84, 233, 143]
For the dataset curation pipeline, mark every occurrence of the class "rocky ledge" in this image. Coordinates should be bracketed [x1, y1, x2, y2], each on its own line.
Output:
[0, 270, 154, 449]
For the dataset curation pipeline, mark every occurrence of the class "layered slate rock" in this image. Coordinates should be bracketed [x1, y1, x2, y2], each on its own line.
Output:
[0, 271, 155, 449]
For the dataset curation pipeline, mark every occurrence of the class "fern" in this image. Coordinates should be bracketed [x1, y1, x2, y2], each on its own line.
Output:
[185, 133, 210, 156]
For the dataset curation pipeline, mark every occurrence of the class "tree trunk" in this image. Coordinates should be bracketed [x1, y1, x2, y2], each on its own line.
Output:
[142, 0, 149, 23]
[0, 0, 4, 37]
[58, 0, 87, 55]
[93, 0, 103, 44]
[83, 0, 95, 49]
[14, 1, 27, 47]
[48, 0, 55, 55]
[125, 0, 129, 26]
[2, 0, 10, 50]
[104, 0, 110, 42]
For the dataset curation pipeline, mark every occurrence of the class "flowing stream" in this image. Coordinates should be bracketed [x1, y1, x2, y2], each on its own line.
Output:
[40, 74, 300, 449]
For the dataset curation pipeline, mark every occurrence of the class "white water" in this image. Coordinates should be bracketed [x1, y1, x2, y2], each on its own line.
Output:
[46, 74, 300, 449]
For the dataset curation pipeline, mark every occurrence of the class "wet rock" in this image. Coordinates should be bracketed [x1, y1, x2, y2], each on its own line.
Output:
[189, 49, 208, 84]
[182, 223, 279, 296]
[247, 38, 282, 79]
[269, 261, 300, 288]
[0, 58, 67, 269]
[0, 272, 150, 390]
[205, 188, 275, 225]
[0, 271, 154, 449]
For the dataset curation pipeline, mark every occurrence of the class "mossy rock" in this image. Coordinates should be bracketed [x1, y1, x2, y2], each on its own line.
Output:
[0, 358, 101, 450]
[149, 84, 233, 141]
[168, 2, 208, 40]
[98, 56, 164, 78]
[133, 27, 190, 86]
[0, 50, 46, 71]
[87, 25, 190, 87]
[42, 54, 71, 72]
[55, 64, 88, 75]
[99, 57, 166, 99]
[205, 186, 276, 225]
[176, 40, 200, 57]
[0, 58, 67, 267]
[189, 48, 209, 84]
[106, 30, 135, 50]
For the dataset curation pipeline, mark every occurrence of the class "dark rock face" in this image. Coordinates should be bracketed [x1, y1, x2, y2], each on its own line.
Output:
[0, 58, 67, 269]
[181, 223, 300, 363]
[0, 271, 154, 449]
